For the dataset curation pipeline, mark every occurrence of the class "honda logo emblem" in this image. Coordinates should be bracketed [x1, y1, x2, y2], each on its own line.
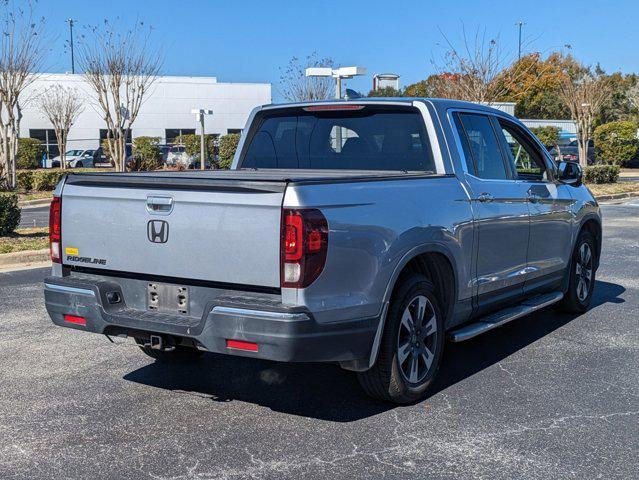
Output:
[147, 220, 169, 243]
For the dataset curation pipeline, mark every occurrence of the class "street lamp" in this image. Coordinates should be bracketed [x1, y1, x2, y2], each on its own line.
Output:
[305, 66, 367, 99]
[191, 108, 213, 170]
[66, 19, 76, 74]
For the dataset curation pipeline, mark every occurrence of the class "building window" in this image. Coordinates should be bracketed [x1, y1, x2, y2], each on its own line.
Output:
[165, 128, 195, 145]
[100, 129, 132, 146]
[29, 129, 61, 158]
[227, 128, 242, 135]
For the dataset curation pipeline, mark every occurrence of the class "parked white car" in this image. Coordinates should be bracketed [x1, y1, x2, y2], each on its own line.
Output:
[166, 145, 193, 166]
[47, 149, 95, 169]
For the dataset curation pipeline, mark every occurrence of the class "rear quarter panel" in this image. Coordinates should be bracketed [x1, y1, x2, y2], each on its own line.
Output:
[283, 176, 475, 325]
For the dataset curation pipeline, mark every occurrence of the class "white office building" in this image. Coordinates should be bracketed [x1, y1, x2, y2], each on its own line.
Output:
[20, 73, 271, 158]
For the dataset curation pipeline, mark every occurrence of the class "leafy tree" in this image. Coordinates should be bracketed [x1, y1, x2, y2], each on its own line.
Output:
[496, 52, 582, 119]
[218, 134, 240, 169]
[130, 136, 162, 171]
[592, 121, 639, 166]
[594, 71, 636, 126]
[176, 134, 216, 163]
[368, 86, 402, 97]
[558, 63, 612, 167]
[529, 126, 560, 148]
[16, 138, 43, 170]
[403, 79, 430, 97]
[404, 75, 463, 98]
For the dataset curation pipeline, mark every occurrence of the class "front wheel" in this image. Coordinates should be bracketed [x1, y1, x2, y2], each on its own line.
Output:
[357, 274, 444, 404]
[559, 230, 597, 313]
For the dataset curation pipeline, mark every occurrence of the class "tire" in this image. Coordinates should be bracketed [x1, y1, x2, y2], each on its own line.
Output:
[558, 230, 597, 313]
[357, 274, 445, 404]
[76, 161, 83, 168]
[135, 338, 204, 363]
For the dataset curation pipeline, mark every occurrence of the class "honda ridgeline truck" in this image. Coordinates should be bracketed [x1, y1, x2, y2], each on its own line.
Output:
[44, 99, 601, 404]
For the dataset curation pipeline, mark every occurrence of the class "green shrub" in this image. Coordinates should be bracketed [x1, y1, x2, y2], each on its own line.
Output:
[17, 138, 44, 170]
[0, 193, 20, 236]
[16, 168, 113, 192]
[16, 170, 35, 191]
[130, 136, 162, 171]
[218, 133, 240, 169]
[593, 121, 639, 166]
[529, 126, 560, 148]
[176, 134, 216, 163]
[584, 165, 620, 184]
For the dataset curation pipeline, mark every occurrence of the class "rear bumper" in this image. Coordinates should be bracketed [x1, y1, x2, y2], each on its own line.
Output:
[44, 276, 378, 363]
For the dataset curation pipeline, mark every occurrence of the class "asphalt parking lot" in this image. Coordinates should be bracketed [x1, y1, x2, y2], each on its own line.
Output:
[0, 201, 637, 479]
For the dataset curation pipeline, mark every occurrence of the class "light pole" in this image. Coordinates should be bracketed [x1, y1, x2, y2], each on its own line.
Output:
[305, 66, 366, 151]
[66, 19, 76, 74]
[191, 109, 213, 170]
[516, 21, 525, 60]
[305, 66, 367, 99]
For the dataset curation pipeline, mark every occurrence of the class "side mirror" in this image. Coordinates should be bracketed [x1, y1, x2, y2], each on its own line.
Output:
[556, 161, 583, 186]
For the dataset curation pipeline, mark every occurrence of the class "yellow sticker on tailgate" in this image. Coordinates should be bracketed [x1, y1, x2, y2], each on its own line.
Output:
[65, 247, 79, 256]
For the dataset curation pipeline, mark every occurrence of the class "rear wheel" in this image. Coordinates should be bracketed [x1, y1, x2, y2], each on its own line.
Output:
[559, 230, 596, 313]
[135, 338, 203, 363]
[357, 274, 444, 404]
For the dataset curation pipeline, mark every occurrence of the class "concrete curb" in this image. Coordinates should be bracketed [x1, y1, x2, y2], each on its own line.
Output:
[18, 198, 52, 209]
[0, 249, 50, 269]
[595, 192, 639, 201]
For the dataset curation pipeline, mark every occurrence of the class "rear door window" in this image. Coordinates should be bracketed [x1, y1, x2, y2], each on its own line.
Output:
[241, 106, 434, 171]
[455, 113, 509, 180]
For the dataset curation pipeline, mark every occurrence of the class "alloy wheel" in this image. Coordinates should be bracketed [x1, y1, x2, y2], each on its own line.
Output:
[575, 242, 593, 302]
[397, 295, 438, 384]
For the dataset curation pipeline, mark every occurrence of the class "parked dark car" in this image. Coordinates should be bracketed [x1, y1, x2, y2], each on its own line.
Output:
[93, 146, 133, 167]
[549, 139, 595, 164]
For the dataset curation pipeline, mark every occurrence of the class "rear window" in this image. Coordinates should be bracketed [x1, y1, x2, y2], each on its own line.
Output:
[240, 106, 434, 171]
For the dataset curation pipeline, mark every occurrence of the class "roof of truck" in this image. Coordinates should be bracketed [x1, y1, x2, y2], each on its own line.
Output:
[264, 97, 510, 116]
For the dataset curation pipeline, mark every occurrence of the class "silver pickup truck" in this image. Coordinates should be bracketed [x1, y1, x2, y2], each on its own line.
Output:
[44, 99, 601, 404]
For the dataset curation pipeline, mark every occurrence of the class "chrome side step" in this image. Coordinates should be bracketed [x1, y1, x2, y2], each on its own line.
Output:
[448, 291, 564, 342]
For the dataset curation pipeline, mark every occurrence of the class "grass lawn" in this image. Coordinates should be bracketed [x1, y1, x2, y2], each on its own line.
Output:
[586, 182, 639, 197]
[0, 228, 48, 254]
[19, 191, 54, 202]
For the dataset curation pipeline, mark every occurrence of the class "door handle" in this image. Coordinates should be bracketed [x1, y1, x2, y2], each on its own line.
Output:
[146, 196, 174, 214]
[476, 192, 494, 203]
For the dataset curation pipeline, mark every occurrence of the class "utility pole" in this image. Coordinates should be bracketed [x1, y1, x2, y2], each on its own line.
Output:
[67, 19, 75, 74]
[516, 21, 525, 60]
[191, 109, 213, 170]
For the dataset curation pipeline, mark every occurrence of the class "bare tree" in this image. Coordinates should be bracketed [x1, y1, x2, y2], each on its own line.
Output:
[39, 85, 83, 169]
[557, 67, 611, 167]
[626, 82, 639, 112]
[0, 2, 46, 189]
[279, 53, 334, 102]
[78, 20, 161, 172]
[431, 26, 542, 104]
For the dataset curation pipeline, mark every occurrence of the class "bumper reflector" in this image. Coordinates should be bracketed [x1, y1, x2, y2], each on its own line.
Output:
[64, 314, 86, 326]
[226, 339, 259, 352]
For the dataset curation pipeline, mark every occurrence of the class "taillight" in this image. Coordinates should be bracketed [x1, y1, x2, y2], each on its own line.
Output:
[49, 196, 62, 263]
[281, 209, 328, 288]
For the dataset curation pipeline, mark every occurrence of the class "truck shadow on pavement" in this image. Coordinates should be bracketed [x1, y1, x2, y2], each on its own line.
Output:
[123, 280, 625, 422]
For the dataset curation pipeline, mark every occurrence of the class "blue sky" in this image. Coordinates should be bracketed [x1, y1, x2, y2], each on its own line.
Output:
[36, 0, 639, 100]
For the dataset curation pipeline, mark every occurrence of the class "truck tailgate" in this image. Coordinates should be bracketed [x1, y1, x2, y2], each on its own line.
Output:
[60, 176, 286, 288]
